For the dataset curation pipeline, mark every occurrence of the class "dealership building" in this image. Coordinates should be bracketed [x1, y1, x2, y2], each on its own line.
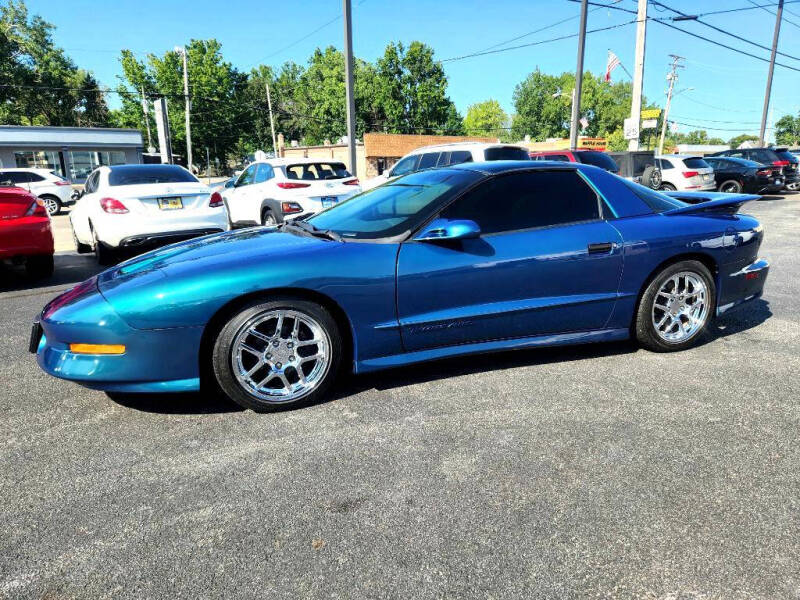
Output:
[0, 125, 143, 183]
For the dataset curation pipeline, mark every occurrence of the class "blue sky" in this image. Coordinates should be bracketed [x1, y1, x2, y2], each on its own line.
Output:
[23, 0, 800, 141]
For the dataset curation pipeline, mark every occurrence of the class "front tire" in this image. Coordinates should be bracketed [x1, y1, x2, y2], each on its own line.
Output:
[635, 260, 715, 352]
[212, 298, 342, 411]
[659, 182, 677, 191]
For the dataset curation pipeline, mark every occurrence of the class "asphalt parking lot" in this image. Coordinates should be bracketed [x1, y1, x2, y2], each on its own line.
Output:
[1, 197, 799, 599]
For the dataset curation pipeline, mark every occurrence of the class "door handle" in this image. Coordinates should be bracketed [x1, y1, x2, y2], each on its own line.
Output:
[588, 242, 614, 254]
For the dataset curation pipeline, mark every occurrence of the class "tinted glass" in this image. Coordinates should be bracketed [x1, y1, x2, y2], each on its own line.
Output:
[307, 169, 483, 240]
[236, 165, 257, 187]
[285, 162, 350, 180]
[576, 151, 618, 172]
[544, 154, 570, 162]
[484, 146, 531, 161]
[109, 165, 198, 186]
[447, 150, 473, 166]
[0, 172, 29, 184]
[27, 172, 45, 182]
[683, 157, 711, 169]
[254, 163, 273, 183]
[657, 159, 674, 170]
[773, 150, 798, 163]
[417, 153, 440, 170]
[441, 170, 600, 235]
[390, 154, 420, 177]
[621, 179, 686, 212]
[749, 149, 780, 164]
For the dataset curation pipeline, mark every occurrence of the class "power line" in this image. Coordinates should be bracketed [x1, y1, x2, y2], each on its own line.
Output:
[747, 0, 800, 29]
[439, 19, 637, 63]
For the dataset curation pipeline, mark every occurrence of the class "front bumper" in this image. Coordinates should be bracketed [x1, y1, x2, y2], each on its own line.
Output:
[717, 257, 769, 315]
[33, 283, 203, 392]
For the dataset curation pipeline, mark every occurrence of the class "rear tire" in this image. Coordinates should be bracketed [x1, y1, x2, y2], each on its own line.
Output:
[91, 224, 115, 266]
[42, 196, 61, 216]
[212, 297, 342, 412]
[719, 179, 743, 194]
[261, 208, 277, 226]
[73, 226, 91, 254]
[25, 254, 54, 279]
[635, 260, 715, 352]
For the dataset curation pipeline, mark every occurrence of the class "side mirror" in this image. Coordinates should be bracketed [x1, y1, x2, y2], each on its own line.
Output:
[415, 218, 481, 242]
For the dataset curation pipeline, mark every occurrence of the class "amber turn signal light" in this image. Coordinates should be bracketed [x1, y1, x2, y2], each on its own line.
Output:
[69, 343, 126, 355]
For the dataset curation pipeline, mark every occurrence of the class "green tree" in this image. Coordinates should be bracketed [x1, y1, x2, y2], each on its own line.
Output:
[375, 41, 462, 135]
[606, 127, 627, 151]
[775, 113, 800, 146]
[728, 134, 758, 148]
[0, 0, 109, 126]
[463, 99, 507, 139]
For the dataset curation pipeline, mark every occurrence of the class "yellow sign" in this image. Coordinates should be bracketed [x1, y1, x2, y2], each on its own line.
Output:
[641, 108, 662, 119]
[577, 138, 607, 150]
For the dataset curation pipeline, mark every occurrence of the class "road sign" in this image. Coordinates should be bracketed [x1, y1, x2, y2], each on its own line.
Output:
[624, 117, 640, 140]
[642, 118, 658, 129]
[641, 108, 662, 119]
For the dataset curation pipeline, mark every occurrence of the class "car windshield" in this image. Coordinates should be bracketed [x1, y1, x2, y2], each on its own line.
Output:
[576, 151, 619, 172]
[306, 168, 483, 240]
[484, 146, 530, 161]
[109, 165, 198, 186]
[284, 162, 351, 180]
[621, 178, 687, 213]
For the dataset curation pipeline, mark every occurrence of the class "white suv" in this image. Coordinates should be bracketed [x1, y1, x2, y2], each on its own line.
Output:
[0, 168, 74, 215]
[361, 142, 531, 190]
[223, 158, 361, 227]
[655, 155, 716, 192]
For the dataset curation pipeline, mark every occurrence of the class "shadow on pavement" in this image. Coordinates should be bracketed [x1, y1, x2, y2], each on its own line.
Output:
[1, 252, 103, 294]
[103, 299, 772, 416]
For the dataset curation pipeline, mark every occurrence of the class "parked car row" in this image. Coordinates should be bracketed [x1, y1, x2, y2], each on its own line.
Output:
[0, 168, 74, 215]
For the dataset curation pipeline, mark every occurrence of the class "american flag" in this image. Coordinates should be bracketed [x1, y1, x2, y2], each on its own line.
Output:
[605, 51, 621, 82]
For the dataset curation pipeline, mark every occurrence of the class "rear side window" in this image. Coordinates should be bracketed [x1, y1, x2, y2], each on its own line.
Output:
[576, 152, 618, 172]
[390, 154, 420, 177]
[657, 159, 674, 170]
[683, 157, 711, 169]
[27, 172, 45, 182]
[749, 149, 779, 164]
[544, 154, 570, 162]
[484, 146, 531, 161]
[440, 170, 600, 234]
[109, 165, 197, 186]
[285, 162, 350, 180]
[447, 150, 473, 166]
[417, 153, 440, 170]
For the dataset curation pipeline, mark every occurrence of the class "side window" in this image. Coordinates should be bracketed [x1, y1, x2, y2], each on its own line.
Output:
[545, 154, 570, 162]
[658, 159, 674, 170]
[27, 172, 45, 182]
[84, 171, 99, 194]
[728, 151, 745, 159]
[236, 165, 257, 187]
[390, 154, 420, 177]
[417, 153, 440, 170]
[448, 150, 473, 166]
[4, 172, 28, 185]
[254, 163, 273, 184]
[440, 170, 600, 235]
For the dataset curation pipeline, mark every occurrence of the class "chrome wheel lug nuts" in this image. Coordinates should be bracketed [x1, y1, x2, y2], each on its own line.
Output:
[266, 353, 272, 360]
[276, 362, 282, 369]
[289, 356, 295, 362]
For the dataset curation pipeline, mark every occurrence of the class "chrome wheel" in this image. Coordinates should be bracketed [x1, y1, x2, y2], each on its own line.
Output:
[43, 197, 59, 215]
[231, 309, 330, 403]
[651, 271, 709, 343]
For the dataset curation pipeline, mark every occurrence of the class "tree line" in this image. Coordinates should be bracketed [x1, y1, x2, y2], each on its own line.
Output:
[2, 0, 798, 169]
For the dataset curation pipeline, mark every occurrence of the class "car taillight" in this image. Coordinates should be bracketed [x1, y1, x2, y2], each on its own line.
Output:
[344, 178, 360, 186]
[100, 197, 129, 214]
[773, 160, 789, 166]
[277, 182, 311, 189]
[281, 201, 303, 214]
[53, 180, 71, 186]
[209, 191, 223, 207]
[756, 169, 771, 176]
[24, 198, 48, 217]
[682, 171, 699, 178]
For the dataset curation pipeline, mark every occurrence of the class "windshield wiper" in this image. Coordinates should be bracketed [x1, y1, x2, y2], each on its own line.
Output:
[282, 219, 341, 242]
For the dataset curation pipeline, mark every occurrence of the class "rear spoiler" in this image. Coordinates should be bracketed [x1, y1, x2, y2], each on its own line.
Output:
[662, 192, 760, 216]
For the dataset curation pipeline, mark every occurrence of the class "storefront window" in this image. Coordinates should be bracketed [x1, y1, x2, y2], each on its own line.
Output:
[14, 150, 64, 177]
[68, 150, 128, 181]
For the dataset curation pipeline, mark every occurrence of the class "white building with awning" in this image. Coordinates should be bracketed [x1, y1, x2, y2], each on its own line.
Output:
[0, 125, 143, 183]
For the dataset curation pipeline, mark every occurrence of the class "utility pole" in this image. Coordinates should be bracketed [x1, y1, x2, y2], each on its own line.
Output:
[569, 0, 589, 150]
[176, 46, 192, 172]
[628, 0, 648, 151]
[759, 0, 783, 146]
[153, 97, 173, 164]
[140, 86, 153, 153]
[658, 55, 684, 156]
[265, 81, 278, 155]
[206, 147, 211, 183]
[342, 0, 357, 176]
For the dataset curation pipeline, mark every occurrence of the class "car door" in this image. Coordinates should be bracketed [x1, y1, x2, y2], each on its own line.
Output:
[226, 164, 257, 224]
[395, 169, 624, 351]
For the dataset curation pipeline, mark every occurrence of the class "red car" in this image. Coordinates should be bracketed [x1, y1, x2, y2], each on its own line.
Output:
[529, 149, 619, 173]
[0, 185, 54, 278]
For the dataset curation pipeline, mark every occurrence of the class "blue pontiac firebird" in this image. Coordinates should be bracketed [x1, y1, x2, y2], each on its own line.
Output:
[31, 161, 768, 411]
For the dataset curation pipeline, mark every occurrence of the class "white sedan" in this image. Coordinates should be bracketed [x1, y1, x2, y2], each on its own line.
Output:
[70, 164, 228, 264]
[224, 158, 361, 227]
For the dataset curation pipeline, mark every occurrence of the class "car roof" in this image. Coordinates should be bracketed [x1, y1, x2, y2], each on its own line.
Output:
[257, 157, 347, 166]
[449, 159, 586, 175]
[407, 142, 526, 154]
[655, 154, 705, 160]
[0, 167, 53, 172]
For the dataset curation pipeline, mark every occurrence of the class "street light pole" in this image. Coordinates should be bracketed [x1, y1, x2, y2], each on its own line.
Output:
[657, 55, 684, 156]
[265, 81, 278, 156]
[628, 0, 648, 151]
[759, 0, 783, 146]
[569, 0, 589, 150]
[342, 0, 357, 176]
[176, 46, 192, 172]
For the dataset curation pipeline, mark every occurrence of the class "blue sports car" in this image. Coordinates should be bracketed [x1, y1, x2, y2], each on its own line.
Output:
[31, 162, 769, 411]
